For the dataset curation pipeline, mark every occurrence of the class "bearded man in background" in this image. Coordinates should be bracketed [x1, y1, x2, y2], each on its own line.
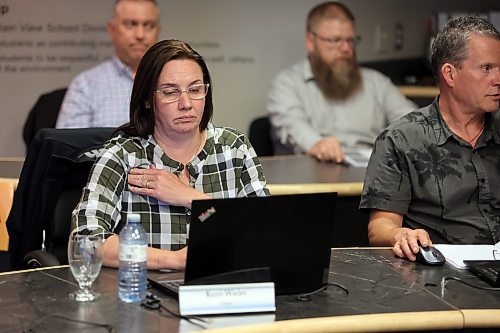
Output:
[267, 1, 416, 162]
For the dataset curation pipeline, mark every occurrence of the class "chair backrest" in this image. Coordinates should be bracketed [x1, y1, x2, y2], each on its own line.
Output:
[49, 188, 84, 264]
[0, 178, 17, 251]
[23, 88, 67, 149]
[248, 116, 274, 157]
[7, 127, 115, 269]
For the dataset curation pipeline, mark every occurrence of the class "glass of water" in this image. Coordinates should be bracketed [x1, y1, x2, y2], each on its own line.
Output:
[68, 228, 104, 302]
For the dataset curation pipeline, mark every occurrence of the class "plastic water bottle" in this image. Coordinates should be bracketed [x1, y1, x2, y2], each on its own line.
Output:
[118, 213, 148, 302]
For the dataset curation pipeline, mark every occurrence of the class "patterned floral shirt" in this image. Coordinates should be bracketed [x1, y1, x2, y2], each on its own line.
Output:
[72, 123, 270, 250]
[360, 98, 500, 244]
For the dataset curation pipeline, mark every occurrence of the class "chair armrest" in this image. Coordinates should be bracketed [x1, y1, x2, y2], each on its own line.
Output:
[23, 250, 61, 268]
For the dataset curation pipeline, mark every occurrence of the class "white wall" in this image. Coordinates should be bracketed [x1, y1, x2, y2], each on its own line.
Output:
[0, 0, 498, 157]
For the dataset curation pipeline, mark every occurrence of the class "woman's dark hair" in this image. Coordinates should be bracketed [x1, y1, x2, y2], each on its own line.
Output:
[117, 39, 213, 137]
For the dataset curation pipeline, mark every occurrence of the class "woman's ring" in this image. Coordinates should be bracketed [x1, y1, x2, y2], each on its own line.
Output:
[146, 180, 150, 189]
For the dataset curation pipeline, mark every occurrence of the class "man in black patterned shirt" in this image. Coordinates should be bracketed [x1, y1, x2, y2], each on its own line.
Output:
[72, 40, 269, 270]
[360, 16, 500, 261]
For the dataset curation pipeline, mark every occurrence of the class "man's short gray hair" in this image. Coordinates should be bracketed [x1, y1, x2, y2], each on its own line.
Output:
[431, 16, 499, 84]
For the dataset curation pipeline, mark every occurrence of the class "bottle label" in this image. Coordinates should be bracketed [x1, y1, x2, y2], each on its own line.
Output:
[119, 244, 147, 262]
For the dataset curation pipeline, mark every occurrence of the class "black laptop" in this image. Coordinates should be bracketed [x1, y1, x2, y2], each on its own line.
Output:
[148, 192, 337, 296]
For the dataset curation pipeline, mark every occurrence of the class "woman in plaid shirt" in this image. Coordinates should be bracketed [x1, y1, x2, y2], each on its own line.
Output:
[72, 39, 270, 270]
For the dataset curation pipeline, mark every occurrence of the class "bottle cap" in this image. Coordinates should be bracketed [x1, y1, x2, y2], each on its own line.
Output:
[128, 213, 141, 223]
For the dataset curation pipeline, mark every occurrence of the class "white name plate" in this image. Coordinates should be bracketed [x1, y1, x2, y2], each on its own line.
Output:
[178, 282, 276, 316]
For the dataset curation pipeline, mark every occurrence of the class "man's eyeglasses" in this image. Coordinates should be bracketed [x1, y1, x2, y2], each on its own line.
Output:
[154, 83, 210, 103]
[311, 31, 361, 48]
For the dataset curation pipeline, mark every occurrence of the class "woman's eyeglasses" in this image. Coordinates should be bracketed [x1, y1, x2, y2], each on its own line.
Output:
[154, 83, 209, 103]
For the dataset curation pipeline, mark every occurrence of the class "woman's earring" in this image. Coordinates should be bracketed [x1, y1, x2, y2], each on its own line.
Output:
[144, 101, 151, 109]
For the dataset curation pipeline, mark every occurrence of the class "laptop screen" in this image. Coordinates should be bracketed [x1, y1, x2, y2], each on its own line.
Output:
[184, 192, 337, 295]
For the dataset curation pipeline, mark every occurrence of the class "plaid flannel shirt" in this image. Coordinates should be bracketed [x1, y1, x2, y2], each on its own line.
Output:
[72, 123, 270, 250]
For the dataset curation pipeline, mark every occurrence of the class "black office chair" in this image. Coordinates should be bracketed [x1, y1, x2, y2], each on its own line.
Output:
[23, 188, 85, 267]
[248, 116, 274, 157]
[23, 88, 67, 149]
[7, 127, 115, 269]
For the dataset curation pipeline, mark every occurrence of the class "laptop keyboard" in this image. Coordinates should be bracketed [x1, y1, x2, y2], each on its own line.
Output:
[148, 277, 184, 297]
[475, 266, 500, 287]
[162, 280, 183, 292]
[466, 261, 500, 287]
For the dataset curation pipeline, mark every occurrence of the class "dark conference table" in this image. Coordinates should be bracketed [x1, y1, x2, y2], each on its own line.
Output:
[0, 154, 365, 194]
[0, 155, 371, 248]
[260, 154, 370, 247]
[2, 248, 499, 332]
[259, 154, 366, 196]
[0, 155, 365, 191]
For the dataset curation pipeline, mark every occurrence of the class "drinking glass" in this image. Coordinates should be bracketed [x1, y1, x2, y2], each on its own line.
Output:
[68, 228, 104, 302]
